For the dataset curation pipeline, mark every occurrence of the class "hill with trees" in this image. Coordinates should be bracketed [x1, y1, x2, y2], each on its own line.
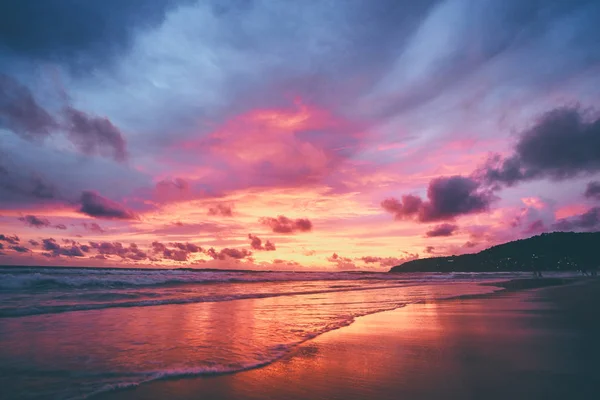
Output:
[389, 232, 600, 273]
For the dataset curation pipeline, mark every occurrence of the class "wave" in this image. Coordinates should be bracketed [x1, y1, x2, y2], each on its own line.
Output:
[0, 267, 544, 292]
[0, 283, 410, 318]
[0, 269, 408, 291]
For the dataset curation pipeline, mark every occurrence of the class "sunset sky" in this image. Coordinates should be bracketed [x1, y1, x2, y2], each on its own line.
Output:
[1, 0, 600, 270]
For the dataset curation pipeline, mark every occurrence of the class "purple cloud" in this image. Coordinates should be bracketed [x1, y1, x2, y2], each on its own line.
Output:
[425, 223, 459, 237]
[585, 181, 600, 200]
[553, 207, 600, 232]
[79, 191, 136, 220]
[18, 215, 50, 228]
[63, 107, 128, 162]
[248, 234, 276, 251]
[208, 203, 233, 217]
[383, 176, 492, 222]
[0, 234, 20, 245]
[0, 74, 57, 139]
[259, 215, 313, 234]
[480, 107, 600, 186]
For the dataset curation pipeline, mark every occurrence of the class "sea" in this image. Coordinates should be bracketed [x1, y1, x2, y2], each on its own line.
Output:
[0, 266, 575, 400]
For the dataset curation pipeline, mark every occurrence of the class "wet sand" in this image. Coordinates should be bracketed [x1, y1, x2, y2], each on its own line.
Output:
[97, 278, 600, 400]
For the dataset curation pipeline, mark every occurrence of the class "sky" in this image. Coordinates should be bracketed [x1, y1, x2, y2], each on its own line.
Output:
[1, 0, 600, 271]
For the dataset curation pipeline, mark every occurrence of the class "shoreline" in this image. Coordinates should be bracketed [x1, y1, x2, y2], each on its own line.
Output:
[95, 277, 599, 400]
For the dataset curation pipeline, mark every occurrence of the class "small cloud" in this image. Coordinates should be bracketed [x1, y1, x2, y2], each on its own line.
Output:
[18, 215, 50, 228]
[425, 223, 458, 237]
[0, 234, 20, 245]
[11, 245, 30, 253]
[83, 222, 105, 233]
[208, 203, 233, 217]
[259, 215, 312, 234]
[248, 234, 276, 251]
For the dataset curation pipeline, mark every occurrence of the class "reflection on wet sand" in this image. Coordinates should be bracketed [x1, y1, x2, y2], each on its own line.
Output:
[99, 283, 600, 400]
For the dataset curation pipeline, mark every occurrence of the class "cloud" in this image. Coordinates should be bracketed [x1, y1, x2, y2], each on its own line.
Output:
[424, 246, 435, 254]
[260, 215, 313, 234]
[78, 191, 137, 220]
[162, 248, 188, 262]
[41, 237, 85, 257]
[553, 207, 600, 232]
[42, 238, 60, 251]
[0, 234, 20, 245]
[359, 252, 419, 268]
[28, 239, 39, 246]
[382, 176, 492, 222]
[207, 247, 252, 260]
[480, 107, 600, 187]
[585, 181, 600, 200]
[0, 159, 57, 202]
[54, 223, 67, 230]
[83, 222, 105, 233]
[425, 223, 458, 237]
[0, 0, 187, 70]
[327, 253, 357, 269]
[10, 245, 30, 253]
[248, 234, 276, 251]
[0, 74, 58, 139]
[63, 107, 128, 162]
[171, 242, 202, 253]
[208, 203, 233, 217]
[90, 241, 147, 260]
[524, 219, 546, 234]
[18, 214, 50, 228]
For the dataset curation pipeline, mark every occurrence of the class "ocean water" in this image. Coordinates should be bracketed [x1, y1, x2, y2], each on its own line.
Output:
[0, 267, 571, 400]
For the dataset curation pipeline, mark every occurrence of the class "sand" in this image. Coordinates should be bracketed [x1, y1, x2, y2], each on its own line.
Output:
[96, 278, 600, 400]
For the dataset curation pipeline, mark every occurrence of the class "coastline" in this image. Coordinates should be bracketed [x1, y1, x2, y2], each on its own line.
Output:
[95, 278, 600, 400]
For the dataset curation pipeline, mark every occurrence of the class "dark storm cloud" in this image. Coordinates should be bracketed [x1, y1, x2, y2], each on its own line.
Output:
[260, 216, 313, 234]
[553, 207, 600, 232]
[18, 215, 50, 228]
[382, 176, 492, 222]
[480, 107, 600, 187]
[64, 107, 128, 162]
[78, 191, 137, 220]
[0, 74, 58, 139]
[0, 0, 189, 69]
[585, 181, 600, 200]
[425, 223, 458, 237]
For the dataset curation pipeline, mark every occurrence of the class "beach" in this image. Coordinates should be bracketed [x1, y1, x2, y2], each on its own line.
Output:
[96, 278, 600, 400]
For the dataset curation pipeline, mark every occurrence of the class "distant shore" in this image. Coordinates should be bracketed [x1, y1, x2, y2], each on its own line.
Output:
[96, 277, 600, 400]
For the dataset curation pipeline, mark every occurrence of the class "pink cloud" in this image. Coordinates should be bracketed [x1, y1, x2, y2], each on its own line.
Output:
[259, 215, 313, 234]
